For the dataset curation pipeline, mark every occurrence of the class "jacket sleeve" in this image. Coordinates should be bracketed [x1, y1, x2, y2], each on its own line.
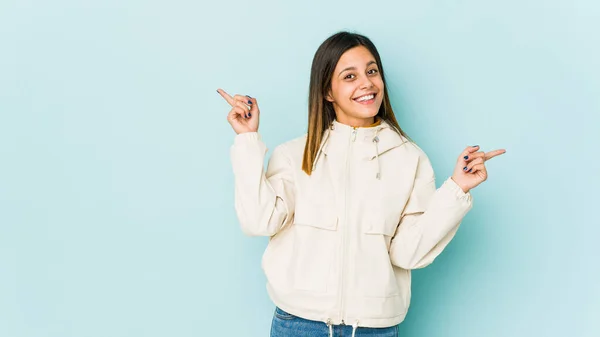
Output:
[389, 152, 473, 269]
[230, 132, 295, 237]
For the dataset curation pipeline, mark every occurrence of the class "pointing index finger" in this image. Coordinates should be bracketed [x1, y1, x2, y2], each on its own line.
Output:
[216, 88, 235, 106]
[485, 149, 507, 161]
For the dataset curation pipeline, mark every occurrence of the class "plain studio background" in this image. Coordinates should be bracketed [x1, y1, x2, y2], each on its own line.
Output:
[1, 0, 599, 336]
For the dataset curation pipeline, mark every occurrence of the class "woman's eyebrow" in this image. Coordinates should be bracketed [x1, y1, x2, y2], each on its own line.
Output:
[338, 61, 377, 76]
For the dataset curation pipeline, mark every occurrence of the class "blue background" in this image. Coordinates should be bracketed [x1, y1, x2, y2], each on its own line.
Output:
[1, 0, 598, 336]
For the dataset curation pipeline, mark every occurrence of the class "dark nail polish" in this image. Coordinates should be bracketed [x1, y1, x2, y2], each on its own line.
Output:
[464, 156, 469, 160]
[463, 166, 467, 171]
[248, 100, 252, 104]
[248, 113, 252, 117]
[473, 145, 479, 147]
[468, 168, 472, 172]
[246, 95, 252, 98]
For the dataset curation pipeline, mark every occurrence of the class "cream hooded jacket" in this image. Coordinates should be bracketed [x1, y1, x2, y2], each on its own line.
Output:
[230, 120, 473, 328]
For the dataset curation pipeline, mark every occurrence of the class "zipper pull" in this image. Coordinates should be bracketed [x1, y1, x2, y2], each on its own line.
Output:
[351, 129, 357, 142]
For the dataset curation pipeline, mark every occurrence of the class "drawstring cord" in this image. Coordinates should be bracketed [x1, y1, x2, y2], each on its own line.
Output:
[351, 320, 359, 337]
[326, 319, 359, 337]
[373, 127, 383, 180]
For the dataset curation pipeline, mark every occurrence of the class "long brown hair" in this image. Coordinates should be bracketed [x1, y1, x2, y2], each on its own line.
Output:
[302, 31, 411, 175]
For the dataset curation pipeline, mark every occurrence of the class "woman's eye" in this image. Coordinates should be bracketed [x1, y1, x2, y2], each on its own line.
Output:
[345, 74, 355, 80]
[368, 69, 379, 75]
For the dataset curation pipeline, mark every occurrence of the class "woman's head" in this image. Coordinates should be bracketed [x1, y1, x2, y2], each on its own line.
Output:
[326, 45, 384, 126]
[302, 31, 409, 175]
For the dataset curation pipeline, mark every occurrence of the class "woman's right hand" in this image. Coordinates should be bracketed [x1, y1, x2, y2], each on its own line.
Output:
[217, 88, 260, 134]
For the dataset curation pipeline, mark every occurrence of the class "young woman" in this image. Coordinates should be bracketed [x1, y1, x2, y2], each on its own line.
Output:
[218, 31, 505, 337]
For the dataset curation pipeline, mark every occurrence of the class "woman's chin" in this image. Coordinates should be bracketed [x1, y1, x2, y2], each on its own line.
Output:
[356, 107, 381, 118]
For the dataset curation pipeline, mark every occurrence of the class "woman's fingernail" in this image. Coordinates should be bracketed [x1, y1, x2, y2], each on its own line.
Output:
[246, 95, 252, 98]
[248, 113, 252, 117]
[248, 100, 252, 104]
[463, 166, 468, 171]
[473, 145, 479, 147]
[468, 168, 472, 172]
[464, 155, 469, 160]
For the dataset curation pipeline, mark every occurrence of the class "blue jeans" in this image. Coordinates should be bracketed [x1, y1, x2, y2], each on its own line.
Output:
[270, 307, 399, 337]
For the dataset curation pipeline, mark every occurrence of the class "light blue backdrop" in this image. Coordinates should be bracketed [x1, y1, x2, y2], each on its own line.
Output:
[1, 0, 598, 336]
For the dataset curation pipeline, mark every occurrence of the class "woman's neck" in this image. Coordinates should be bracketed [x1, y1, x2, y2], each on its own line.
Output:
[335, 116, 380, 128]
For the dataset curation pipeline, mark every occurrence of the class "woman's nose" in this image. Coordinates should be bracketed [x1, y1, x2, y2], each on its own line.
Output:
[360, 79, 374, 89]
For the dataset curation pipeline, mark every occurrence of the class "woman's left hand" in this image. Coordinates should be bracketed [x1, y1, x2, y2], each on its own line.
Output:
[451, 145, 506, 193]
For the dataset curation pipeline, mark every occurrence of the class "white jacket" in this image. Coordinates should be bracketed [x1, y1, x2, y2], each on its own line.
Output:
[230, 119, 473, 328]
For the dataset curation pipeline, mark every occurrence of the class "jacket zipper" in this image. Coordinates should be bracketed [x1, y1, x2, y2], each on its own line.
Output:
[338, 128, 357, 324]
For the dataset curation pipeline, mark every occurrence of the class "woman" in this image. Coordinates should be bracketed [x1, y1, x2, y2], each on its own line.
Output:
[218, 31, 505, 337]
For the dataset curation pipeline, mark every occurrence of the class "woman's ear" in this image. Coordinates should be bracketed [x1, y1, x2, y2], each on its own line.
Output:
[325, 90, 334, 102]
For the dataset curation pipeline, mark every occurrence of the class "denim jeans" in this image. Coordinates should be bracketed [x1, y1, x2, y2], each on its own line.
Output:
[270, 307, 399, 337]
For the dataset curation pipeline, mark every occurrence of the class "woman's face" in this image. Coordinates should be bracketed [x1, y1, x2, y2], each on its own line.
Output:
[326, 46, 384, 127]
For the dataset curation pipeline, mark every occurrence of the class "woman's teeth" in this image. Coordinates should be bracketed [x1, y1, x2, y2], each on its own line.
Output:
[355, 94, 375, 102]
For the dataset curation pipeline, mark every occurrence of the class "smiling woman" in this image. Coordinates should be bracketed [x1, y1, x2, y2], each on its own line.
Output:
[218, 31, 505, 337]
[302, 33, 411, 176]
[327, 51, 383, 124]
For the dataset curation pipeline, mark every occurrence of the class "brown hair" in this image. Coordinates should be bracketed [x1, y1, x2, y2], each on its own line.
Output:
[302, 31, 411, 175]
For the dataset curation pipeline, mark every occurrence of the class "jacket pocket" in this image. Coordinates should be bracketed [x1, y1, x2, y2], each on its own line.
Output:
[363, 195, 403, 237]
[363, 214, 398, 237]
[358, 197, 403, 297]
[291, 202, 338, 293]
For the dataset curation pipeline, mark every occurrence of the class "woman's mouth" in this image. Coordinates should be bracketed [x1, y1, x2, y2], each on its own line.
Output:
[353, 93, 377, 105]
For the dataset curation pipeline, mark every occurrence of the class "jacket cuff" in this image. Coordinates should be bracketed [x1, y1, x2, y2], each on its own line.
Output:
[233, 132, 261, 146]
[442, 177, 473, 203]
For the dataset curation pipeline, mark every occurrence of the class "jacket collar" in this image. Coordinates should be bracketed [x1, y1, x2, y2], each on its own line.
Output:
[320, 119, 408, 158]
